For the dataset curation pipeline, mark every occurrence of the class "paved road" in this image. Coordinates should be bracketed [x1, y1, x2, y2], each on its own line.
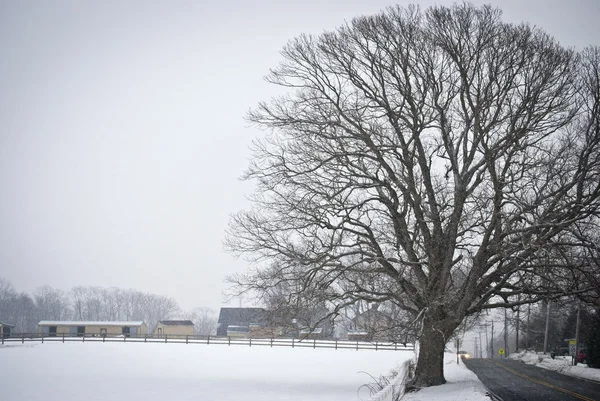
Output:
[463, 358, 600, 401]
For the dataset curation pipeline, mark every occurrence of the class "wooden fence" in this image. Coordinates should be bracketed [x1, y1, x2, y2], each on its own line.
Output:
[1, 333, 414, 352]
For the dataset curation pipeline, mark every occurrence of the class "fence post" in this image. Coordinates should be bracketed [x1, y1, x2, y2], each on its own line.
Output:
[144, 335, 147, 343]
[22, 334, 24, 344]
[124, 335, 126, 342]
[249, 338, 252, 347]
[376, 342, 378, 351]
[335, 340, 337, 350]
[356, 341, 359, 351]
[292, 338, 295, 348]
[395, 343, 397, 351]
[42, 336, 44, 344]
[165, 335, 167, 343]
[313, 339, 316, 349]
[270, 338, 273, 347]
[82, 334, 85, 342]
[207, 335, 210, 345]
[103, 335, 105, 343]
[62, 334, 65, 343]
[228, 336, 231, 346]
[186, 335, 188, 344]
[1, 336, 4, 345]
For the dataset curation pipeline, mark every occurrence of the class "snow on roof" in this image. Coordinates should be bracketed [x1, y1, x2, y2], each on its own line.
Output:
[159, 320, 194, 326]
[227, 325, 249, 332]
[299, 327, 323, 334]
[38, 321, 146, 326]
[0, 321, 15, 327]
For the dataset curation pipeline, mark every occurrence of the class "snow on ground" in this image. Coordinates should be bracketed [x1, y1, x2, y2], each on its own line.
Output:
[401, 352, 489, 401]
[509, 350, 600, 383]
[0, 341, 412, 401]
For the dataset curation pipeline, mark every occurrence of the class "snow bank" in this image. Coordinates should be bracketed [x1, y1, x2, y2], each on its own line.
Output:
[367, 358, 414, 401]
[509, 350, 600, 383]
[401, 352, 489, 401]
[0, 340, 412, 401]
[508, 349, 543, 365]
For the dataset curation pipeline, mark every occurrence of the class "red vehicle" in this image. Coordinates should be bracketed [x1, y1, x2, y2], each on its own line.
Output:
[576, 349, 589, 364]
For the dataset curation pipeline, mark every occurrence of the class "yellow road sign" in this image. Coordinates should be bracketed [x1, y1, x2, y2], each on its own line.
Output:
[499, 348, 505, 355]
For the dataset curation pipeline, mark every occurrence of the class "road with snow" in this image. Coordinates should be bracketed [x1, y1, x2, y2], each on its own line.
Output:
[464, 358, 600, 401]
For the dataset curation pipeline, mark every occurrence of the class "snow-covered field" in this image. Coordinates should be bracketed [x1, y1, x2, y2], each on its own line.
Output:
[0, 341, 412, 401]
[509, 350, 600, 383]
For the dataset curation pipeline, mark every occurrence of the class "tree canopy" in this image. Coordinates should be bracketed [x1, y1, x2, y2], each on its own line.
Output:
[226, 3, 600, 387]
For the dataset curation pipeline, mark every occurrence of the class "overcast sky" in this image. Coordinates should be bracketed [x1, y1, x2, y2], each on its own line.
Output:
[1, 0, 599, 313]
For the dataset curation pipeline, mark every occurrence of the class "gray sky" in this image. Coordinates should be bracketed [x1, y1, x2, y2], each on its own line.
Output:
[1, 0, 599, 313]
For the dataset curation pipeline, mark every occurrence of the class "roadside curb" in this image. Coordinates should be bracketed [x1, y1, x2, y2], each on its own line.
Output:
[484, 387, 504, 401]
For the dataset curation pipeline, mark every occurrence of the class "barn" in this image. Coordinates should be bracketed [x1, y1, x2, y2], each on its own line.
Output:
[37, 321, 149, 337]
[217, 308, 269, 338]
[153, 320, 194, 338]
[0, 321, 14, 338]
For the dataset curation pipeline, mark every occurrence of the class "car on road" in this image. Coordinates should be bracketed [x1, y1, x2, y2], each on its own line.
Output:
[458, 351, 470, 359]
[577, 349, 589, 364]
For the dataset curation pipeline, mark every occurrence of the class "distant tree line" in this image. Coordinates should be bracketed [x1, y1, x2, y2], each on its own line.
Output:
[0, 277, 217, 335]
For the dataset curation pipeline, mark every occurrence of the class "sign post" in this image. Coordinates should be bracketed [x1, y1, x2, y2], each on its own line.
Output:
[568, 339, 578, 365]
[499, 348, 505, 358]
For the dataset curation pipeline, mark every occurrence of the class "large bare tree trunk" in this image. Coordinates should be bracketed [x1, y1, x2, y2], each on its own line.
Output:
[412, 310, 458, 387]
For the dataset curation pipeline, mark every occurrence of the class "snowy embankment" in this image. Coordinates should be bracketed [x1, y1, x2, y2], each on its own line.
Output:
[0, 341, 412, 401]
[509, 350, 600, 382]
[401, 352, 489, 401]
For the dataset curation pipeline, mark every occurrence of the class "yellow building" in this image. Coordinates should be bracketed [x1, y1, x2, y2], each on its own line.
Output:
[153, 320, 194, 338]
[38, 321, 148, 337]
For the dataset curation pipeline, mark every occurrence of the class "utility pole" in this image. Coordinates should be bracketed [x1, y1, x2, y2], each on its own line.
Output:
[526, 304, 531, 350]
[474, 336, 478, 359]
[490, 320, 494, 359]
[455, 336, 460, 364]
[543, 300, 551, 354]
[479, 331, 483, 358]
[485, 323, 489, 358]
[516, 304, 520, 352]
[574, 305, 581, 366]
[504, 308, 509, 358]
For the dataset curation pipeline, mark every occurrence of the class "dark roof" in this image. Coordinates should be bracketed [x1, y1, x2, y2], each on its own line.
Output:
[159, 320, 194, 326]
[217, 307, 268, 336]
[0, 321, 15, 327]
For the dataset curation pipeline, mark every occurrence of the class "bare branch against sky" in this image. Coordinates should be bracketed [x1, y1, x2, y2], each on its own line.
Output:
[1, 0, 599, 312]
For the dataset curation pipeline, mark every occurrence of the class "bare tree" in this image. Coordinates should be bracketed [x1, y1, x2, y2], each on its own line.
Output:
[69, 286, 87, 320]
[186, 307, 218, 336]
[0, 278, 17, 321]
[117, 288, 146, 321]
[226, 4, 600, 387]
[0, 278, 37, 332]
[141, 293, 181, 332]
[33, 285, 71, 321]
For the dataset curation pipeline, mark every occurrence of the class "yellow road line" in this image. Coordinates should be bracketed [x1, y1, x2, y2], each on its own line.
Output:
[491, 360, 596, 401]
